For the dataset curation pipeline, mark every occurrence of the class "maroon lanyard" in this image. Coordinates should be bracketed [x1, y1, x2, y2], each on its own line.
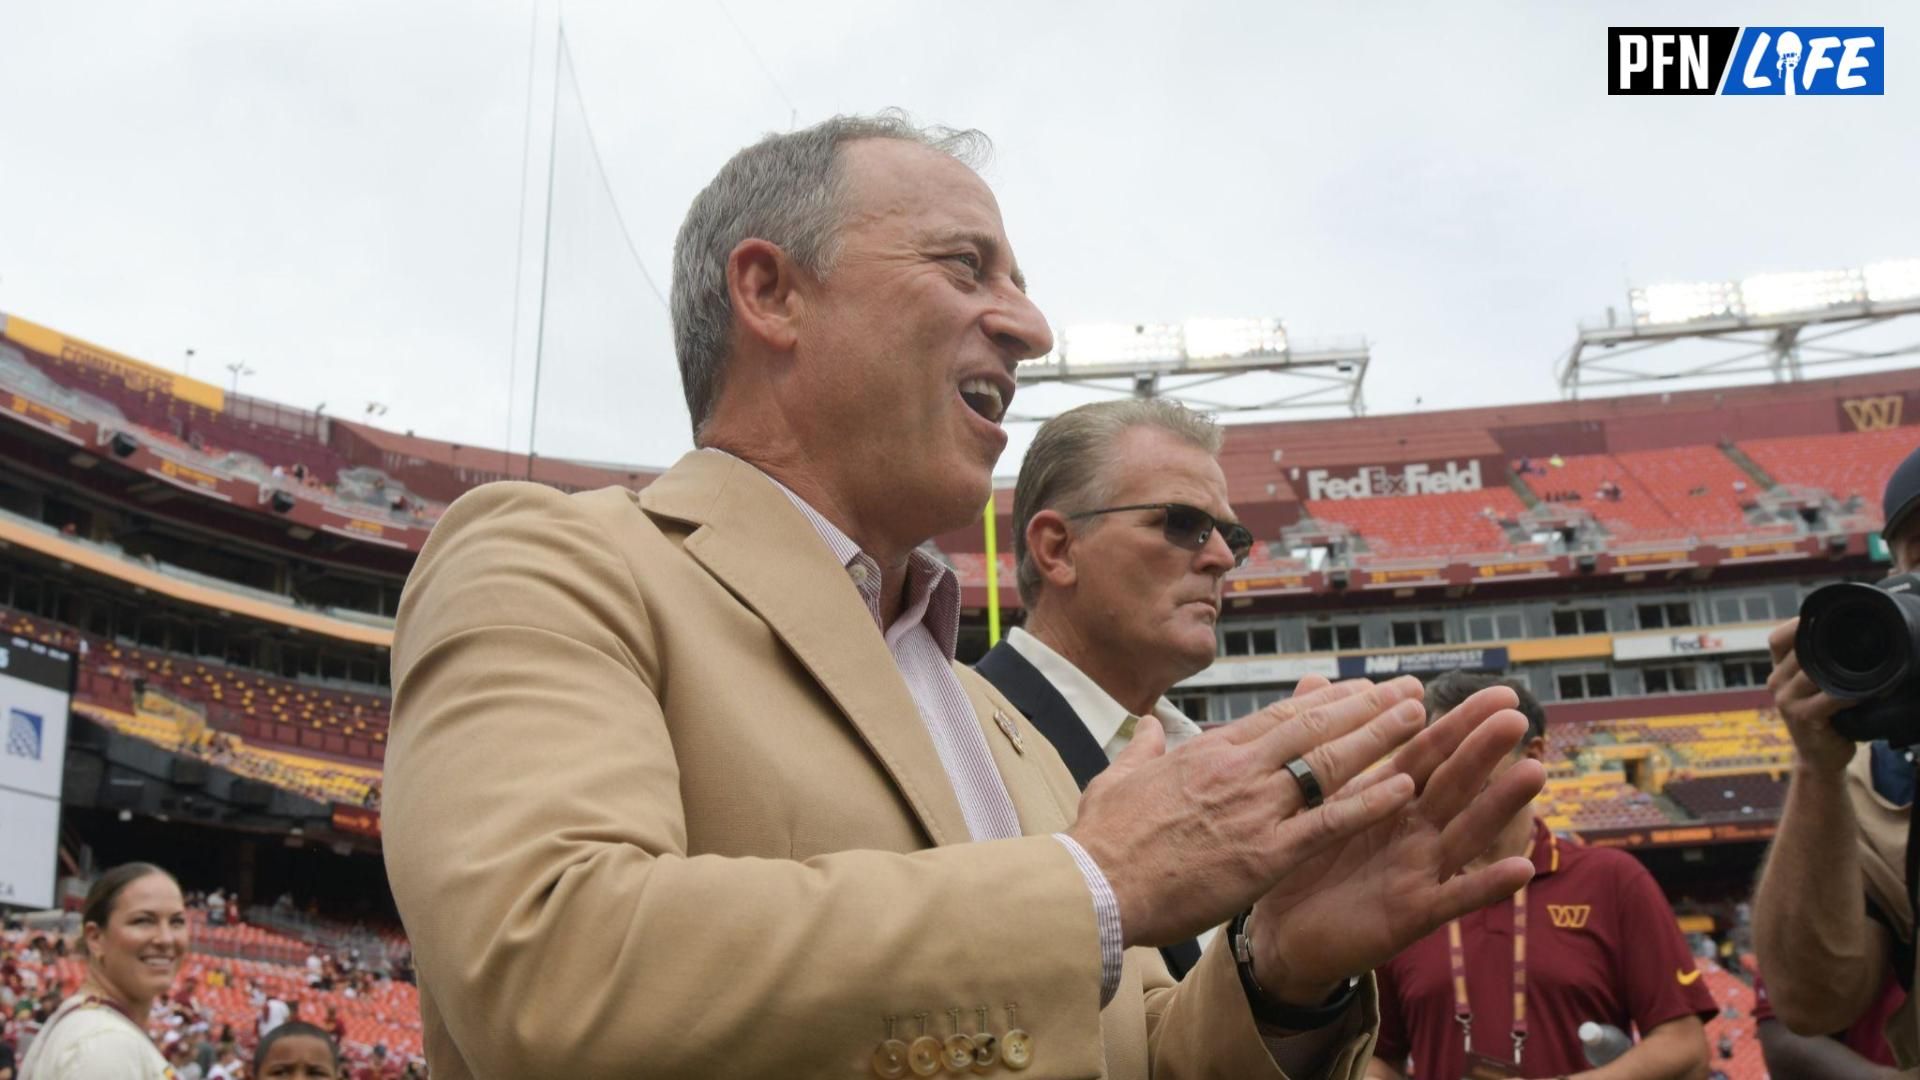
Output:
[1447, 836, 1538, 1066]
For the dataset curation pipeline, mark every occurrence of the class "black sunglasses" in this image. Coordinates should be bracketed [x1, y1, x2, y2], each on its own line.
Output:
[1067, 502, 1255, 568]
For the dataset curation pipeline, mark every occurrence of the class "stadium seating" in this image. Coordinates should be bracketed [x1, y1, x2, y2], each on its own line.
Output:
[1521, 453, 1675, 535]
[1603, 710, 1793, 772]
[1666, 774, 1787, 822]
[1742, 427, 1918, 515]
[1302, 487, 1527, 558]
[1539, 770, 1670, 831]
[1701, 960, 1767, 1080]
[77, 701, 382, 806]
[0, 607, 396, 751]
[942, 551, 1017, 589]
[1, 605, 387, 803]
[1612, 446, 1758, 536]
[1538, 708, 1791, 831]
[10, 347, 350, 483]
[1523, 447, 1758, 539]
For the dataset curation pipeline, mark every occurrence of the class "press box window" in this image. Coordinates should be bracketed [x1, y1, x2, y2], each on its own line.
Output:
[1168, 692, 1212, 724]
[1721, 659, 1772, 687]
[1713, 595, 1777, 624]
[1392, 619, 1447, 647]
[1307, 624, 1362, 652]
[1641, 665, 1700, 694]
[1552, 609, 1608, 636]
[1557, 671, 1614, 700]
[1637, 602, 1693, 630]
[1222, 627, 1278, 657]
[1223, 688, 1287, 716]
[1466, 612, 1525, 642]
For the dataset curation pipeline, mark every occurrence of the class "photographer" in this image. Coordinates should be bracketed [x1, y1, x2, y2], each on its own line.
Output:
[1754, 442, 1920, 1074]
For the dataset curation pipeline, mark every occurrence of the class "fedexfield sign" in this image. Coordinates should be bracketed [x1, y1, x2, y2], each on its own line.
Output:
[1612, 626, 1772, 661]
[1305, 460, 1485, 501]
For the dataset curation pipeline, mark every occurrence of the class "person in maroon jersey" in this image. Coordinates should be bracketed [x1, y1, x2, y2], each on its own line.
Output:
[1754, 967, 1907, 1079]
[1368, 671, 1716, 1080]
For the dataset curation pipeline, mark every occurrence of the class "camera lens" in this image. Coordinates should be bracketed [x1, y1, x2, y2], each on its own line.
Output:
[1799, 579, 1920, 699]
[1814, 600, 1894, 678]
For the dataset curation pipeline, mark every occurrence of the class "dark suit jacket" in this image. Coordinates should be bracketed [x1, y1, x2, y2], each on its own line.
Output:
[976, 639, 1206, 980]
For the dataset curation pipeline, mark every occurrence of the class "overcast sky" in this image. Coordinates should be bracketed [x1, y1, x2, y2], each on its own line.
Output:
[2, 1, 1915, 477]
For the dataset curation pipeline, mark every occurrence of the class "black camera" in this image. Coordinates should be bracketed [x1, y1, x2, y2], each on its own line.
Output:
[1798, 572, 1920, 745]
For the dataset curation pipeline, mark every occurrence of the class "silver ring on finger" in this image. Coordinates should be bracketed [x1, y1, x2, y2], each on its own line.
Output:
[1284, 756, 1325, 809]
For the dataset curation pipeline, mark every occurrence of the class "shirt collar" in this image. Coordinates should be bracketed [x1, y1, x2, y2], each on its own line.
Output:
[1004, 627, 1192, 746]
[707, 449, 961, 658]
[1527, 815, 1563, 878]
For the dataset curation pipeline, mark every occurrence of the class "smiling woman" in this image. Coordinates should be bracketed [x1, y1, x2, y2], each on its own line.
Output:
[17, 862, 187, 1080]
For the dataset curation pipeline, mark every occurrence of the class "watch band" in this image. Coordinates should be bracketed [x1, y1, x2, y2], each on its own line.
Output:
[1230, 910, 1360, 1029]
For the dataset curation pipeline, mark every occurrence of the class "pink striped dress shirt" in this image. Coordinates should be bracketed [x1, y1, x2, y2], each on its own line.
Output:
[747, 461, 1125, 1003]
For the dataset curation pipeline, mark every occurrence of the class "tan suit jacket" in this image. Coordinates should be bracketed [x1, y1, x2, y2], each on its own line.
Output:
[383, 450, 1379, 1078]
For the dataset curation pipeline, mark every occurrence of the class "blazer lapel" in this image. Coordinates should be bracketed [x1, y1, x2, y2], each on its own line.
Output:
[956, 667, 1077, 834]
[975, 642, 1111, 792]
[640, 452, 972, 848]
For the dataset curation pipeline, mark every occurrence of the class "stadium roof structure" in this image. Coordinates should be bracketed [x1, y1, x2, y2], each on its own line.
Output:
[1559, 260, 1920, 398]
[1014, 318, 1370, 418]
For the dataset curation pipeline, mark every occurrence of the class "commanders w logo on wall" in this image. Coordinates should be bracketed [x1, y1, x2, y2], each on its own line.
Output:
[1843, 395, 1904, 432]
[1547, 904, 1593, 930]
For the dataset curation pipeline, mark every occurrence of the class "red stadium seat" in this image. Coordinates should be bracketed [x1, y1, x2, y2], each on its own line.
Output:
[1302, 488, 1527, 558]
[1741, 427, 1919, 522]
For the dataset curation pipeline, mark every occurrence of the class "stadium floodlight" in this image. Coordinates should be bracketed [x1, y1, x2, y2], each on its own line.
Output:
[1737, 269, 1865, 317]
[1629, 281, 1738, 326]
[1565, 258, 1920, 398]
[1180, 318, 1287, 362]
[1865, 259, 1920, 304]
[1059, 322, 1185, 367]
[1016, 311, 1366, 417]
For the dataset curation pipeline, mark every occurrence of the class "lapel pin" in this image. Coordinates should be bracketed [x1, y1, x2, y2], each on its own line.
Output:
[994, 711, 1025, 755]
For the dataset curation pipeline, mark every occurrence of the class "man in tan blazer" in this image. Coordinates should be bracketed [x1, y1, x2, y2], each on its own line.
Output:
[382, 112, 1545, 1079]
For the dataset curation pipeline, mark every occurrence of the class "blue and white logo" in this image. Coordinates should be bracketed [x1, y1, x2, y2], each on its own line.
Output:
[1723, 27, 1884, 95]
[5, 708, 43, 761]
[1608, 26, 1883, 95]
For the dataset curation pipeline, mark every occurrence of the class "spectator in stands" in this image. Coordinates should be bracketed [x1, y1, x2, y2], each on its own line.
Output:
[387, 111, 1544, 1078]
[205, 1040, 247, 1080]
[323, 1004, 346, 1049]
[18, 863, 188, 1079]
[1368, 671, 1715, 1080]
[163, 1033, 202, 1080]
[975, 398, 1248, 979]
[252, 1020, 342, 1079]
[260, 993, 291, 1039]
[1754, 441, 1920, 1069]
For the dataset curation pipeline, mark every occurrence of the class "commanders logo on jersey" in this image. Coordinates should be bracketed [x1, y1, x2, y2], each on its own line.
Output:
[1547, 904, 1593, 930]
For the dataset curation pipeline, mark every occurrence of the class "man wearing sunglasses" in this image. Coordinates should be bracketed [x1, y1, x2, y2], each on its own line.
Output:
[978, 399, 1255, 978]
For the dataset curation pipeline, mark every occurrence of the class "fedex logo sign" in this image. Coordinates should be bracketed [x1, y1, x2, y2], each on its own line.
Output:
[1608, 27, 1883, 95]
[1305, 460, 1483, 501]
